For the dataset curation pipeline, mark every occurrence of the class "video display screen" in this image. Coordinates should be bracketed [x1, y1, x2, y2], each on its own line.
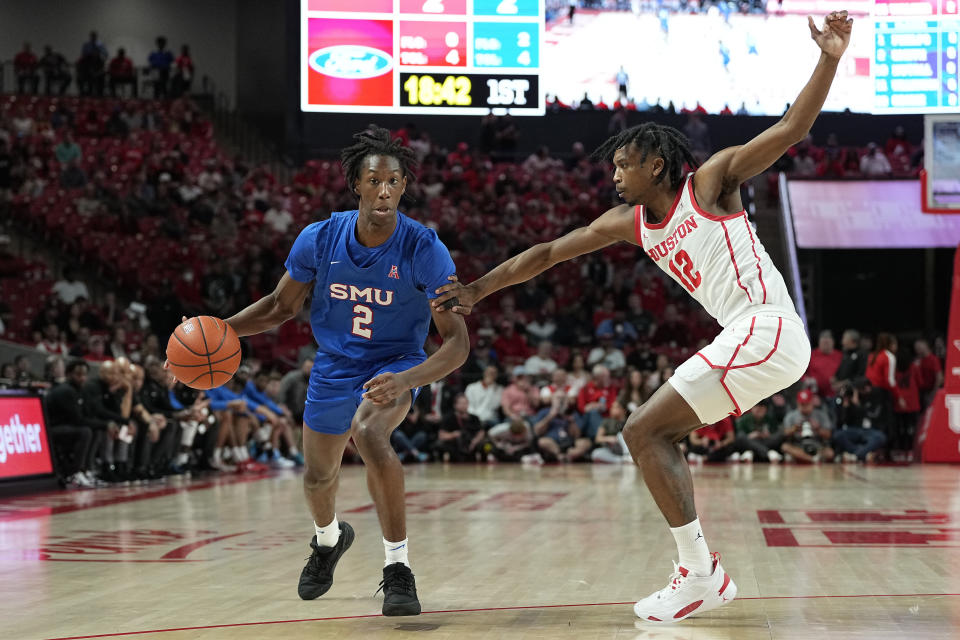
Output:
[301, 0, 545, 115]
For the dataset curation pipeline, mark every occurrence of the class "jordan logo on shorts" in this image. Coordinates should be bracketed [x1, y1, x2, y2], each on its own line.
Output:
[388, 265, 399, 279]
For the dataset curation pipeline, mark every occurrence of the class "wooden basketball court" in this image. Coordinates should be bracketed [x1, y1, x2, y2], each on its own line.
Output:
[2, 463, 958, 639]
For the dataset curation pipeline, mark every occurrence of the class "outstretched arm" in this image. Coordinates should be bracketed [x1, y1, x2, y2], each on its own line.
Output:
[695, 11, 854, 210]
[432, 204, 632, 314]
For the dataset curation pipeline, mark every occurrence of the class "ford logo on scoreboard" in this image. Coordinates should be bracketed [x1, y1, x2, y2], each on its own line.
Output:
[308, 45, 393, 80]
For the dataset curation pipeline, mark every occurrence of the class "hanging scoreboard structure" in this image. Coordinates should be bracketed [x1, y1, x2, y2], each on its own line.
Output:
[301, 0, 545, 115]
[873, 0, 959, 113]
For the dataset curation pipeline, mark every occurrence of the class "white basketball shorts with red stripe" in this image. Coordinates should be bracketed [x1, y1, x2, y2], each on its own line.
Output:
[669, 313, 811, 425]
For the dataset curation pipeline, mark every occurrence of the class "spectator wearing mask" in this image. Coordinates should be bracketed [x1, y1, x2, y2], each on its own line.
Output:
[860, 142, 892, 176]
[435, 394, 486, 462]
[832, 380, 887, 463]
[806, 329, 842, 397]
[781, 389, 834, 463]
[576, 364, 620, 439]
[833, 329, 867, 392]
[591, 400, 630, 463]
[44, 359, 102, 487]
[14, 43, 40, 94]
[532, 393, 592, 463]
[524, 340, 558, 383]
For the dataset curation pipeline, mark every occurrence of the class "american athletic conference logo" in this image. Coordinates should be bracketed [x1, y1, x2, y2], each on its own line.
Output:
[308, 45, 393, 79]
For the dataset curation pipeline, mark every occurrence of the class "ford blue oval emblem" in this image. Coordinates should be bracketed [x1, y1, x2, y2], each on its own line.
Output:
[308, 45, 393, 80]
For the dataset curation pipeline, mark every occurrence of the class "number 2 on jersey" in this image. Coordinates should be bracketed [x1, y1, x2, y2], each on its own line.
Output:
[668, 250, 702, 293]
[352, 304, 373, 339]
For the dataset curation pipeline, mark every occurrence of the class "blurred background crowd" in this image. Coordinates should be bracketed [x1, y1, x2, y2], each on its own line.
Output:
[0, 30, 946, 489]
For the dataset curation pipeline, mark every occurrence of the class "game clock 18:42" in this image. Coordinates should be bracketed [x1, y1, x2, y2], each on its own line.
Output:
[399, 73, 540, 111]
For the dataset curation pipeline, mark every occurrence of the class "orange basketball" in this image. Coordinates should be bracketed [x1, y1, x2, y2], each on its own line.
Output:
[165, 316, 242, 390]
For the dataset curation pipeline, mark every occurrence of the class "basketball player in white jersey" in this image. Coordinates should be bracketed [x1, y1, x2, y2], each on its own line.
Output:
[432, 12, 853, 623]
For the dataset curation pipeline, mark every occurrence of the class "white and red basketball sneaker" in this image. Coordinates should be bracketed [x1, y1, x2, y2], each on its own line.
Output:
[634, 552, 737, 623]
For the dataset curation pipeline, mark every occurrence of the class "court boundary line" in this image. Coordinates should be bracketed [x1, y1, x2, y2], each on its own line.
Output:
[43, 593, 960, 640]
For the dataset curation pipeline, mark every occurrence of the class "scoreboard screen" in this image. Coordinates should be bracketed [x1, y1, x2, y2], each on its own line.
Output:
[873, 0, 959, 113]
[301, 0, 545, 115]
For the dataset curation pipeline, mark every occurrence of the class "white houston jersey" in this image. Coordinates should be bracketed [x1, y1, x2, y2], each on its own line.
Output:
[635, 174, 799, 328]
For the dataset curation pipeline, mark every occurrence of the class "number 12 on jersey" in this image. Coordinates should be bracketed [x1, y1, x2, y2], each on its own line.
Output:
[669, 250, 701, 293]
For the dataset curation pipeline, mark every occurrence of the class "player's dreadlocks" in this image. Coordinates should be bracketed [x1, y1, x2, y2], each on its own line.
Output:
[592, 123, 699, 191]
[340, 125, 418, 189]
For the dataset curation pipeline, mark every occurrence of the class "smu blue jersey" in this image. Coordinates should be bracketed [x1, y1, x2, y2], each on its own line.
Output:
[284, 210, 456, 370]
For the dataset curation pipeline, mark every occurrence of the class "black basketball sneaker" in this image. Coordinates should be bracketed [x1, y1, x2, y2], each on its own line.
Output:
[378, 562, 421, 616]
[297, 521, 355, 600]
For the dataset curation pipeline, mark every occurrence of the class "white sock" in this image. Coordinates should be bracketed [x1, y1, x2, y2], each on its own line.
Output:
[233, 446, 247, 461]
[314, 515, 341, 547]
[670, 517, 712, 577]
[383, 537, 409, 567]
[213, 447, 223, 462]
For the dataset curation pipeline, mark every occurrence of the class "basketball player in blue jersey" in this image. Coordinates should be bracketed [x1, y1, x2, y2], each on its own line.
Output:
[222, 127, 469, 616]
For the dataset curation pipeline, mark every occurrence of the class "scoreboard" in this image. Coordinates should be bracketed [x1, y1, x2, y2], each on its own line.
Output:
[873, 0, 959, 112]
[301, 0, 544, 115]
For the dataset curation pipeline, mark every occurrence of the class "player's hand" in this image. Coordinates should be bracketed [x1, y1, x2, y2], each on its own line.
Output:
[432, 275, 475, 315]
[808, 10, 853, 60]
[362, 372, 411, 405]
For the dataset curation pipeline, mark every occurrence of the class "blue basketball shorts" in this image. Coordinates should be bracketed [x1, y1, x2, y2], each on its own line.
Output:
[302, 353, 425, 435]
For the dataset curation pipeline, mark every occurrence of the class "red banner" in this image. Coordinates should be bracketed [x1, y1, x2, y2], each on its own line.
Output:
[918, 246, 960, 462]
[0, 396, 54, 480]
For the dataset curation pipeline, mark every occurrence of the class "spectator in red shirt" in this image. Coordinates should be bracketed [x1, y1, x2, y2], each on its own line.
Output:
[651, 304, 689, 348]
[14, 42, 40, 94]
[884, 126, 912, 159]
[576, 364, 620, 439]
[108, 48, 137, 97]
[866, 333, 898, 394]
[686, 417, 735, 463]
[912, 338, 943, 408]
[866, 332, 899, 418]
[806, 329, 842, 397]
[172, 45, 194, 97]
[492, 319, 530, 367]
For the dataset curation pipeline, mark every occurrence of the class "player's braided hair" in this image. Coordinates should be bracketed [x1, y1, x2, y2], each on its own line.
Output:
[341, 125, 418, 190]
[592, 123, 699, 191]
